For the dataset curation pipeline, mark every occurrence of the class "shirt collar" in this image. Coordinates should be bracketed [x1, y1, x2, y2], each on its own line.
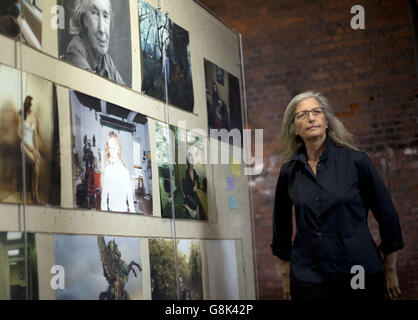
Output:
[80, 35, 106, 75]
[290, 136, 335, 164]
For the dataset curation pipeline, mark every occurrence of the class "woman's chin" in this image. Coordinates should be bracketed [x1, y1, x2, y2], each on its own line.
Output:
[304, 132, 326, 140]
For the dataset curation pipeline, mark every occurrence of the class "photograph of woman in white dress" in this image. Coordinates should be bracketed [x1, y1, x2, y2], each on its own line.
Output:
[100, 131, 135, 213]
[0, 65, 60, 206]
[17, 95, 41, 204]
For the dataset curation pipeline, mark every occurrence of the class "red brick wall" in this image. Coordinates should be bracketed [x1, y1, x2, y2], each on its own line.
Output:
[197, 0, 418, 299]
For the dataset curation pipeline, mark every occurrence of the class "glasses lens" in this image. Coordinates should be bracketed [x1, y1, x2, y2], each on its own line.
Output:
[294, 108, 323, 120]
[312, 108, 322, 116]
[295, 112, 305, 120]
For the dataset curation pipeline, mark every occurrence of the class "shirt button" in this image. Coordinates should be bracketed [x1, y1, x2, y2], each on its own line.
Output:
[318, 232, 322, 236]
[315, 196, 320, 201]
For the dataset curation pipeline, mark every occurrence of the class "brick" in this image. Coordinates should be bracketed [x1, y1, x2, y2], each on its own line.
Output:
[200, 0, 418, 300]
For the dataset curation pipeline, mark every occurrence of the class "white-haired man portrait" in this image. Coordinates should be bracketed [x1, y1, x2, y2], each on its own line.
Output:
[63, 0, 126, 85]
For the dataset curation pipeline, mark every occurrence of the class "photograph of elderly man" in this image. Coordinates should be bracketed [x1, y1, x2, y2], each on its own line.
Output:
[58, 0, 132, 87]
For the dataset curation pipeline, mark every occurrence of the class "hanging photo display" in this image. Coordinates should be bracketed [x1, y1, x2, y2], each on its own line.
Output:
[70, 90, 152, 214]
[155, 121, 208, 220]
[0, 0, 42, 50]
[204, 59, 243, 147]
[57, 0, 132, 87]
[138, 0, 194, 112]
[54, 234, 143, 300]
[0, 232, 39, 300]
[0, 64, 61, 206]
[149, 238, 203, 300]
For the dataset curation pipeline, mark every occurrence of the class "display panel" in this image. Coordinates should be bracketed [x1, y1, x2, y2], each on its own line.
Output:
[138, 0, 194, 112]
[149, 238, 203, 300]
[0, 232, 38, 300]
[0, 64, 61, 206]
[0, 0, 255, 301]
[70, 90, 152, 214]
[58, 0, 132, 87]
[155, 121, 208, 220]
[204, 59, 243, 146]
[54, 234, 143, 300]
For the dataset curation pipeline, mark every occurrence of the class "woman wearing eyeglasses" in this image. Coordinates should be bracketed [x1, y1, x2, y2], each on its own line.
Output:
[271, 91, 404, 300]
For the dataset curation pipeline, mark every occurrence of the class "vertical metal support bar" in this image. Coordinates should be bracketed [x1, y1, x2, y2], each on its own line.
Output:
[239, 33, 259, 299]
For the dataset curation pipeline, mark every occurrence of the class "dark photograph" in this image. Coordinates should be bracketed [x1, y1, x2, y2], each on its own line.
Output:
[204, 59, 243, 146]
[0, 64, 61, 206]
[58, 0, 132, 87]
[70, 90, 152, 214]
[0, 0, 42, 50]
[138, 0, 194, 112]
[0, 232, 38, 300]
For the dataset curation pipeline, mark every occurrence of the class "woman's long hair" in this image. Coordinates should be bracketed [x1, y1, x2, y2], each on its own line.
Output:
[186, 152, 194, 169]
[278, 91, 359, 163]
[105, 131, 124, 165]
[22, 95, 33, 120]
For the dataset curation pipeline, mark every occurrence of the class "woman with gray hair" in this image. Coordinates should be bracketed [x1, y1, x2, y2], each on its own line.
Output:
[64, 0, 125, 85]
[271, 91, 404, 300]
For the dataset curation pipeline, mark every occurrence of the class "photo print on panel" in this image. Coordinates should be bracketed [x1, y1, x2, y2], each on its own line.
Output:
[70, 90, 152, 214]
[138, 0, 194, 112]
[204, 240, 239, 299]
[0, 0, 42, 50]
[204, 59, 244, 147]
[155, 121, 208, 220]
[0, 232, 38, 300]
[58, 0, 132, 87]
[0, 64, 61, 206]
[54, 234, 143, 300]
[149, 238, 203, 300]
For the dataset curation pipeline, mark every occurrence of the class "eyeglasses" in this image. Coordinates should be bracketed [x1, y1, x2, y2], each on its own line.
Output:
[294, 107, 324, 121]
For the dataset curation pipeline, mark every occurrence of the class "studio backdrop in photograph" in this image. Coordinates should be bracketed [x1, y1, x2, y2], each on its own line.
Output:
[70, 90, 152, 215]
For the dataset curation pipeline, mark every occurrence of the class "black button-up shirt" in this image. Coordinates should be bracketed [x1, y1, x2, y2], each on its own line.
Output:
[271, 137, 404, 282]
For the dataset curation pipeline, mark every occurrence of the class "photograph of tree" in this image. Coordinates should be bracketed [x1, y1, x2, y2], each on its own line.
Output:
[0, 64, 61, 206]
[55, 234, 143, 300]
[0, 232, 38, 300]
[0, 0, 42, 50]
[204, 59, 243, 146]
[149, 238, 203, 300]
[155, 121, 208, 220]
[138, 0, 194, 112]
[58, 0, 132, 87]
[70, 90, 152, 215]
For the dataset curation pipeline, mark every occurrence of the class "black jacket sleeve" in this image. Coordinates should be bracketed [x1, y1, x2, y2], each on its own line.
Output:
[357, 152, 404, 255]
[271, 162, 293, 261]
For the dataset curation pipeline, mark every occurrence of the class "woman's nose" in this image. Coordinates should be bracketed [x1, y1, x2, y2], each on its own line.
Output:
[98, 15, 105, 34]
